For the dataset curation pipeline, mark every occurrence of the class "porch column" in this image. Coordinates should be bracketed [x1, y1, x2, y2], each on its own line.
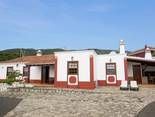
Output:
[54, 57, 57, 87]
[27, 65, 31, 83]
[124, 59, 128, 81]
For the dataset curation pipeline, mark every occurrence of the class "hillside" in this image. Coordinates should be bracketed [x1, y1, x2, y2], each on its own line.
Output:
[0, 48, 64, 61]
[0, 48, 132, 62]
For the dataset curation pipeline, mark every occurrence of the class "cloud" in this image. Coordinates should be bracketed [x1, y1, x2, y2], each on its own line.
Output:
[0, 0, 51, 32]
[0, 18, 50, 33]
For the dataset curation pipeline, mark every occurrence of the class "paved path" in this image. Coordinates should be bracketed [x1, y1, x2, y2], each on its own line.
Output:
[0, 87, 155, 117]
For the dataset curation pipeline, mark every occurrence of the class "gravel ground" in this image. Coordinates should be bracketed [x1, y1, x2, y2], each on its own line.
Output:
[1, 87, 155, 117]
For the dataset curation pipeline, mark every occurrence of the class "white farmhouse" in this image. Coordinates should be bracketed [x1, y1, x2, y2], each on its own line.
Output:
[0, 41, 155, 89]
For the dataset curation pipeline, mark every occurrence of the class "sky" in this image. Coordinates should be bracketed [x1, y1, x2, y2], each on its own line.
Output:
[0, 0, 155, 51]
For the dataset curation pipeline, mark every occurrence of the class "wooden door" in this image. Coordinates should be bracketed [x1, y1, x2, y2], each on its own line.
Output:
[133, 65, 142, 84]
[41, 66, 49, 84]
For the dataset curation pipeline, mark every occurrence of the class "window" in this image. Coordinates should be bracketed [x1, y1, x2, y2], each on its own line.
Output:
[23, 66, 29, 76]
[7, 67, 13, 76]
[106, 63, 116, 75]
[68, 62, 78, 75]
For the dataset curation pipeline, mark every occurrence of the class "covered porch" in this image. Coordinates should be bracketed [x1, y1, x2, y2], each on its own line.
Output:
[127, 57, 155, 84]
[23, 54, 56, 84]
[26, 64, 55, 84]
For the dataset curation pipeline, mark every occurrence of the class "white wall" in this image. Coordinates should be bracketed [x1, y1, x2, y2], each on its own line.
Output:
[96, 54, 126, 81]
[30, 66, 41, 80]
[56, 51, 126, 83]
[55, 50, 96, 82]
[49, 65, 54, 78]
[0, 63, 25, 79]
[0, 63, 55, 80]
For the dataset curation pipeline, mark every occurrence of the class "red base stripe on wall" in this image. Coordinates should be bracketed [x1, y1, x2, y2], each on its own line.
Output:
[97, 80, 107, 86]
[117, 80, 121, 86]
[29, 80, 42, 84]
[97, 80, 122, 86]
[68, 85, 78, 89]
[23, 78, 29, 83]
[78, 82, 96, 89]
[54, 81, 96, 89]
[54, 81, 67, 88]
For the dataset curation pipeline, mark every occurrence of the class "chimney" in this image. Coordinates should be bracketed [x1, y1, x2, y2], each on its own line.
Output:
[36, 50, 42, 56]
[119, 40, 125, 54]
[145, 47, 152, 59]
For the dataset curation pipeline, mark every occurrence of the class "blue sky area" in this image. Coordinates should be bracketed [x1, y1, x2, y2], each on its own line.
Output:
[0, 0, 155, 51]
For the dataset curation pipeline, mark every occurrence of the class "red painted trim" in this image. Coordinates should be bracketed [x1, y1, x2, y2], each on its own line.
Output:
[54, 57, 57, 87]
[90, 55, 95, 85]
[124, 59, 128, 81]
[69, 76, 77, 83]
[23, 78, 29, 83]
[68, 85, 78, 89]
[97, 80, 107, 86]
[78, 82, 96, 89]
[116, 80, 121, 86]
[130, 52, 145, 58]
[54, 81, 96, 89]
[107, 80, 121, 86]
[89, 55, 96, 89]
[29, 80, 42, 83]
[97, 80, 121, 86]
[54, 81, 67, 88]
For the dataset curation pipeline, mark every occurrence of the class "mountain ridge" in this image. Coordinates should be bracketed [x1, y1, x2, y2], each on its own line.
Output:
[0, 48, 145, 62]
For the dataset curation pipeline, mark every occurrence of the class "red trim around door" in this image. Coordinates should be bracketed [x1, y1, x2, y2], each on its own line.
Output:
[54, 57, 57, 87]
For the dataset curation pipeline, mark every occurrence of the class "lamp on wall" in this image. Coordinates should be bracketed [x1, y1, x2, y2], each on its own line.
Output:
[16, 64, 19, 67]
[71, 56, 74, 61]
[109, 58, 112, 63]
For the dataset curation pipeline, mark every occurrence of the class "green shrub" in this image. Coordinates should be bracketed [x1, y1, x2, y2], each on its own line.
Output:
[3, 70, 22, 85]
[3, 78, 15, 85]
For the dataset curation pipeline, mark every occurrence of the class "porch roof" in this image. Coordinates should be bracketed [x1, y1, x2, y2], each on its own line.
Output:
[0, 54, 55, 65]
[126, 56, 155, 66]
[25, 55, 55, 65]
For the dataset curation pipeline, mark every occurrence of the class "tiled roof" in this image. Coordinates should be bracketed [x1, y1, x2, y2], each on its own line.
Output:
[0, 55, 55, 65]
[128, 46, 155, 56]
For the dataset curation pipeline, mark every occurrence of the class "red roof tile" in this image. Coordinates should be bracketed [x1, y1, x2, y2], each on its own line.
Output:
[0, 55, 55, 65]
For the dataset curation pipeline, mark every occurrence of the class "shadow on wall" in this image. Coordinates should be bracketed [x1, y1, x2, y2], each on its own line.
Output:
[0, 97, 22, 116]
